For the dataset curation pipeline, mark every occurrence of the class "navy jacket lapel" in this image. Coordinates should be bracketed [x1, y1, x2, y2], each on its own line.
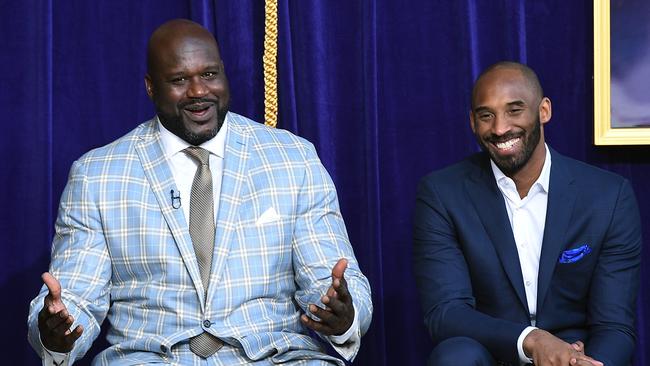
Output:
[536, 149, 576, 312]
[465, 155, 529, 312]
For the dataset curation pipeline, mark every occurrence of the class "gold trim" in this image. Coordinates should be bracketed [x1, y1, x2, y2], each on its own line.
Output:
[594, 0, 650, 145]
[263, 0, 279, 128]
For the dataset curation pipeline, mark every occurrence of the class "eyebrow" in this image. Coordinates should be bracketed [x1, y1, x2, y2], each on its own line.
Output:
[473, 106, 491, 114]
[164, 63, 222, 77]
[506, 100, 526, 108]
[473, 100, 527, 113]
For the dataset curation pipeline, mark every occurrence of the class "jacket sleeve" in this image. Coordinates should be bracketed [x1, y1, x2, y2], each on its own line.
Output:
[412, 177, 525, 364]
[585, 179, 641, 366]
[290, 142, 373, 359]
[27, 159, 112, 364]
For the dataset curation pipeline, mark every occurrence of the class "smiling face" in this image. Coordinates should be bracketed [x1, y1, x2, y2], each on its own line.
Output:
[145, 21, 230, 145]
[470, 65, 551, 177]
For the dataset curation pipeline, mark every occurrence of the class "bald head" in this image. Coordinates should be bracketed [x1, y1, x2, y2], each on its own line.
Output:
[472, 61, 543, 109]
[147, 19, 219, 75]
[144, 19, 230, 146]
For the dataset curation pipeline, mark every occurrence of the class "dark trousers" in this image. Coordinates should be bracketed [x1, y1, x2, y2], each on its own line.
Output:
[428, 337, 500, 366]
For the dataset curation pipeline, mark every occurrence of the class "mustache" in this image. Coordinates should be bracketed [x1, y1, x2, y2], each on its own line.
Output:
[485, 131, 523, 144]
[179, 98, 219, 109]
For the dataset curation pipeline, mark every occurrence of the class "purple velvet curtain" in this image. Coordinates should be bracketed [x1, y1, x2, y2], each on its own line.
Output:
[1, 1, 647, 364]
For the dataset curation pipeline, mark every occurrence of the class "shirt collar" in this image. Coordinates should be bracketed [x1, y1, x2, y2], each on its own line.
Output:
[490, 143, 552, 194]
[158, 112, 229, 159]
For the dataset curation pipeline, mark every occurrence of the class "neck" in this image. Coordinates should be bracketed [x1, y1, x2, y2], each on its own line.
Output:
[508, 142, 546, 199]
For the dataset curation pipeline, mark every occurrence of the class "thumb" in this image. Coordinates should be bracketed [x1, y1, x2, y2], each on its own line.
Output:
[331, 258, 348, 279]
[42, 272, 62, 302]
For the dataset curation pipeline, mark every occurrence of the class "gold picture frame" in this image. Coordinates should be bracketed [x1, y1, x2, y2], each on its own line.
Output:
[594, 0, 650, 145]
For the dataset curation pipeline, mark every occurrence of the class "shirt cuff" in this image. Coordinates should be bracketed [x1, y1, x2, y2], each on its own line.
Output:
[327, 303, 361, 361]
[39, 334, 71, 366]
[517, 326, 537, 364]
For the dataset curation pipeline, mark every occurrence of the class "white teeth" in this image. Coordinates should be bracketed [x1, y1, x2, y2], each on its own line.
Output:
[495, 138, 519, 149]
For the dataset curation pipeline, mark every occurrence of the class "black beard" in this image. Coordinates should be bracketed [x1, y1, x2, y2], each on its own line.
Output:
[179, 124, 220, 146]
[478, 116, 541, 176]
[158, 102, 228, 146]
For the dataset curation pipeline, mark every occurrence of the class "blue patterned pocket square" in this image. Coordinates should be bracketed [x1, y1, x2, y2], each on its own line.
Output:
[558, 244, 592, 264]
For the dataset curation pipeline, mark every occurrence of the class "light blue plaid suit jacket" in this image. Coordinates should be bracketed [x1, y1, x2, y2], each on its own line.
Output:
[28, 113, 372, 365]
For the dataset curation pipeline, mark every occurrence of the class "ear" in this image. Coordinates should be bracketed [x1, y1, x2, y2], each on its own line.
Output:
[144, 75, 153, 99]
[469, 109, 476, 134]
[539, 97, 552, 125]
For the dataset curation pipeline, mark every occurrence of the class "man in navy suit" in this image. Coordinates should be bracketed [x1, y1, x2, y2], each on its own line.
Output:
[413, 62, 641, 366]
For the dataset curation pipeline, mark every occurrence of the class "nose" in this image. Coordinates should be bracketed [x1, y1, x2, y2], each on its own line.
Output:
[187, 77, 209, 98]
[491, 114, 511, 136]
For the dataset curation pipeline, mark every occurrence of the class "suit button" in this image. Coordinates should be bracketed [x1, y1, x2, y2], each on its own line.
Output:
[160, 345, 168, 353]
[203, 319, 212, 328]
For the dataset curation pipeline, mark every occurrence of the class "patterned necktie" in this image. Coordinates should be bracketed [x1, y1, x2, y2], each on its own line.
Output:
[184, 147, 223, 358]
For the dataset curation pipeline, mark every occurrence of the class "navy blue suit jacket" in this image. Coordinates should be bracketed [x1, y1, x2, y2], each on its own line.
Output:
[413, 148, 641, 365]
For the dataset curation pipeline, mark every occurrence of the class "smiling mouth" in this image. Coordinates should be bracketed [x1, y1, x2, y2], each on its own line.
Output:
[185, 103, 211, 111]
[183, 103, 214, 120]
[493, 137, 521, 151]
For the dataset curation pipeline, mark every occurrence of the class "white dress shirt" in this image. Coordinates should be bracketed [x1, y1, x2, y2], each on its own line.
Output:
[41, 114, 359, 364]
[159, 115, 226, 223]
[490, 144, 551, 364]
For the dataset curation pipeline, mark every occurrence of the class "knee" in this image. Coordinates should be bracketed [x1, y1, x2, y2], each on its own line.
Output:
[428, 337, 494, 366]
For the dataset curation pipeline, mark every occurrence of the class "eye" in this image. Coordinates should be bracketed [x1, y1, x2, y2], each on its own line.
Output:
[478, 112, 494, 121]
[201, 71, 222, 80]
[169, 77, 187, 85]
[509, 108, 523, 115]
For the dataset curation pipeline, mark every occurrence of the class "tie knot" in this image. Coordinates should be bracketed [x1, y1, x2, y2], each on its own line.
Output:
[185, 147, 210, 166]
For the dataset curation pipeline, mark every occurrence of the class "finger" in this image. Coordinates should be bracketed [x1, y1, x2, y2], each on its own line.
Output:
[38, 304, 56, 323]
[326, 285, 337, 299]
[63, 325, 84, 346]
[571, 353, 602, 366]
[331, 258, 348, 280]
[571, 358, 587, 366]
[44, 311, 71, 334]
[300, 314, 334, 335]
[47, 312, 74, 336]
[309, 304, 336, 324]
[577, 355, 603, 366]
[319, 295, 333, 311]
[39, 297, 68, 324]
[42, 272, 62, 301]
[322, 295, 348, 315]
[571, 340, 584, 352]
[332, 276, 351, 303]
[571, 360, 596, 366]
[39, 302, 66, 325]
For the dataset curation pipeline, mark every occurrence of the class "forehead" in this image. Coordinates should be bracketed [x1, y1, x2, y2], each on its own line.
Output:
[473, 68, 537, 107]
[153, 36, 220, 74]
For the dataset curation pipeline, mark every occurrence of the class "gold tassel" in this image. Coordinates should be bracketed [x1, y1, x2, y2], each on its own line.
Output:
[263, 0, 278, 128]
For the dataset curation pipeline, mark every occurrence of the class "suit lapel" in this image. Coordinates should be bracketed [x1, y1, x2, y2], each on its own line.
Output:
[206, 115, 250, 304]
[465, 155, 529, 312]
[536, 150, 576, 311]
[134, 120, 206, 305]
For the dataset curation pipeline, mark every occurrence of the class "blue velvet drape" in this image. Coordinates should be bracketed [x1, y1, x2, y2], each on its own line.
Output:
[1, 1, 647, 365]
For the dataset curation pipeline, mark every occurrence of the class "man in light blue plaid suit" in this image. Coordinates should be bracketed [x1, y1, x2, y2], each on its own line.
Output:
[28, 19, 372, 365]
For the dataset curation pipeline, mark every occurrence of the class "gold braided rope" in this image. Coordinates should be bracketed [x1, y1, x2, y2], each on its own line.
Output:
[263, 0, 279, 128]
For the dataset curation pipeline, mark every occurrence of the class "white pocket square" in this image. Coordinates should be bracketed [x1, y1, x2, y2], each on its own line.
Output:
[256, 207, 281, 225]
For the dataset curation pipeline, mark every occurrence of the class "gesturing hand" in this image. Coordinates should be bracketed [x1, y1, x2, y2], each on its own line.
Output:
[300, 258, 355, 336]
[37, 272, 83, 353]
